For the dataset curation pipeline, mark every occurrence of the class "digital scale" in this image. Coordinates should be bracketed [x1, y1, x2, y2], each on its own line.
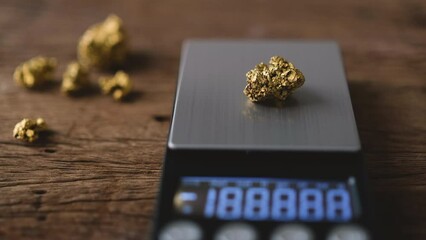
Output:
[152, 40, 375, 240]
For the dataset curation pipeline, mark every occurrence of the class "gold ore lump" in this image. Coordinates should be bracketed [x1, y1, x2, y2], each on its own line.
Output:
[78, 14, 127, 69]
[13, 118, 47, 143]
[99, 71, 132, 101]
[13, 56, 57, 89]
[61, 61, 90, 95]
[244, 56, 305, 103]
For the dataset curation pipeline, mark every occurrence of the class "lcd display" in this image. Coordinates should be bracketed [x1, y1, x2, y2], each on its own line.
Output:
[174, 177, 358, 222]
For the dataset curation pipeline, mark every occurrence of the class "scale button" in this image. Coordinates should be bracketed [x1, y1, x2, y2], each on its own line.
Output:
[159, 220, 202, 240]
[270, 224, 314, 240]
[327, 225, 369, 240]
[214, 222, 258, 240]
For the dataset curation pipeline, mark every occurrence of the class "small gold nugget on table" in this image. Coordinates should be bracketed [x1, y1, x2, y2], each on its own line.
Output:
[13, 118, 47, 143]
[13, 56, 57, 89]
[244, 56, 305, 103]
[61, 61, 90, 94]
[78, 14, 127, 69]
[99, 71, 132, 101]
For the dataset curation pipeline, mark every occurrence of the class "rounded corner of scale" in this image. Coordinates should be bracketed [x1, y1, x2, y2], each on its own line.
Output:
[347, 145, 363, 155]
[167, 142, 176, 150]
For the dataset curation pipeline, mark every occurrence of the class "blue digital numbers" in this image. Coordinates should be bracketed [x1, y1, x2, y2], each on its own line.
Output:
[299, 189, 324, 221]
[216, 187, 243, 220]
[204, 188, 216, 218]
[326, 189, 352, 221]
[271, 188, 296, 221]
[183, 177, 355, 222]
[244, 188, 269, 220]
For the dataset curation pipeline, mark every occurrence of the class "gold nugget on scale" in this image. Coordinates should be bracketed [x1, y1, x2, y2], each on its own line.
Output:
[244, 56, 305, 103]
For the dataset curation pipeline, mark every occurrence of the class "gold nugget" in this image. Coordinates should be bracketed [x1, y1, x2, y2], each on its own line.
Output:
[78, 14, 127, 69]
[244, 56, 305, 102]
[61, 61, 90, 94]
[13, 56, 57, 89]
[99, 71, 132, 101]
[13, 118, 47, 142]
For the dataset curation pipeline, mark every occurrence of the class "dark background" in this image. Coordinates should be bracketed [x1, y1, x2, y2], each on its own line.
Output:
[0, 0, 425, 239]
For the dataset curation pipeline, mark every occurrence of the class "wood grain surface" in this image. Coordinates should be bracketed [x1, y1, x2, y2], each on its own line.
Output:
[0, 0, 425, 239]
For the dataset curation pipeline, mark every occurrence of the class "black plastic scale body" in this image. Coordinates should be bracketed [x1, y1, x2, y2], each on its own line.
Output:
[152, 40, 375, 240]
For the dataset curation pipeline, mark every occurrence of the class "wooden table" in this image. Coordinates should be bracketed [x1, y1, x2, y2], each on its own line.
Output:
[0, 0, 425, 239]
